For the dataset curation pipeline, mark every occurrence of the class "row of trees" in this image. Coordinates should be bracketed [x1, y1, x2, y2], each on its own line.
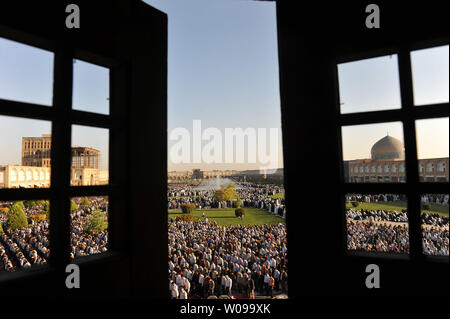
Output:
[213, 184, 237, 203]
[86, 210, 108, 233]
[181, 203, 196, 214]
[3, 202, 28, 231]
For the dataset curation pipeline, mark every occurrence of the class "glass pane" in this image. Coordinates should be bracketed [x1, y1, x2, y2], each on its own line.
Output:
[421, 194, 449, 256]
[70, 196, 108, 259]
[73, 59, 110, 115]
[337, 55, 401, 114]
[416, 118, 449, 182]
[0, 116, 52, 188]
[342, 122, 405, 183]
[71, 125, 109, 186]
[0, 37, 53, 106]
[1, 199, 50, 273]
[411, 45, 449, 106]
[346, 194, 409, 253]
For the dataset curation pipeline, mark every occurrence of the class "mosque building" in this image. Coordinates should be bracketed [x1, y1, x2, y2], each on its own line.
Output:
[345, 135, 449, 183]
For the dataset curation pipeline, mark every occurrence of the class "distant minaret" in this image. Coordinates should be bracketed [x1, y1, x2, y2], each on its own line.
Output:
[263, 169, 267, 179]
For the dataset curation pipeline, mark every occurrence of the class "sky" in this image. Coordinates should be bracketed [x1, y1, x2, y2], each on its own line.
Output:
[339, 45, 449, 161]
[0, 38, 109, 170]
[0, 2, 448, 172]
[145, 0, 283, 171]
[338, 46, 449, 113]
[341, 118, 449, 161]
[338, 55, 402, 114]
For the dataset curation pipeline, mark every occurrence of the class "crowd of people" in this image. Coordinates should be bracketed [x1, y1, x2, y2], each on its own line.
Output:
[0, 197, 108, 272]
[421, 194, 449, 206]
[346, 194, 407, 203]
[168, 218, 288, 299]
[347, 216, 449, 255]
[70, 197, 109, 259]
[345, 194, 449, 256]
[346, 193, 449, 207]
[347, 209, 409, 223]
[421, 212, 449, 256]
[347, 220, 410, 253]
[0, 220, 49, 271]
[422, 228, 449, 256]
[1, 203, 50, 271]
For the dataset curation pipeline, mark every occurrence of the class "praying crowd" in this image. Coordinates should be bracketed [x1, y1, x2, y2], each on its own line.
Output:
[347, 220, 410, 253]
[70, 197, 109, 259]
[347, 209, 409, 222]
[168, 219, 288, 299]
[1, 220, 49, 271]
[347, 218, 448, 256]
[422, 228, 449, 256]
[346, 193, 449, 207]
[0, 197, 108, 272]
[346, 202, 449, 256]
[1, 203, 50, 272]
[346, 194, 407, 203]
[421, 194, 449, 206]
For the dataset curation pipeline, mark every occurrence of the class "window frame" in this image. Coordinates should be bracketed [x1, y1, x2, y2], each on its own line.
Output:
[0, 28, 126, 282]
[335, 38, 449, 262]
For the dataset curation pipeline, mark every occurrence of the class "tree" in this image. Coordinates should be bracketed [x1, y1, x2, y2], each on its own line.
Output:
[42, 201, 50, 220]
[29, 214, 47, 223]
[0, 222, 3, 234]
[213, 189, 225, 202]
[351, 201, 359, 208]
[223, 184, 237, 201]
[81, 197, 91, 206]
[14, 201, 25, 210]
[24, 200, 37, 208]
[181, 203, 196, 214]
[214, 184, 237, 203]
[37, 200, 49, 207]
[235, 208, 246, 218]
[85, 210, 108, 233]
[5, 202, 28, 230]
[175, 215, 194, 222]
[70, 200, 78, 212]
[235, 198, 242, 208]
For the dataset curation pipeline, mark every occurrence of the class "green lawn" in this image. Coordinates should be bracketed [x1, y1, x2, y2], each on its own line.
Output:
[168, 208, 285, 227]
[346, 201, 449, 217]
[268, 193, 285, 199]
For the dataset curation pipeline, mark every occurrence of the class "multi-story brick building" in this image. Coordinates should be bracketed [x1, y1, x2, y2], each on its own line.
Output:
[21, 134, 52, 167]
